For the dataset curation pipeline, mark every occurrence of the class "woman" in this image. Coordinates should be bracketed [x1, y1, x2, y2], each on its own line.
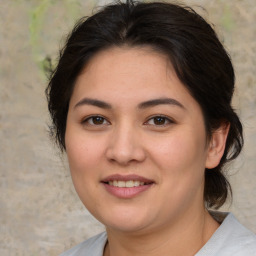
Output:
[46, 1, 256, 255]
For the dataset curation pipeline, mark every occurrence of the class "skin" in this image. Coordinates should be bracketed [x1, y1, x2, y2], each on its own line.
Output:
[65, 47, 229, 256]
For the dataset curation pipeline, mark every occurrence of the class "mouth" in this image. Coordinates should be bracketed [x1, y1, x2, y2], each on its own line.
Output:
[105, 180, 150, 187]
[101, 174, 155, 198]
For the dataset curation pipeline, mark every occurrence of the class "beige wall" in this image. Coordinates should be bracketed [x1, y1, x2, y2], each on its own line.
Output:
[1, 0, 255, 255]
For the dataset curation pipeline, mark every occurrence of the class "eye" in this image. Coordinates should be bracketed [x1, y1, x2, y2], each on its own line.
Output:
[82, 115, 110, 126]
[145, 116, 173, 126]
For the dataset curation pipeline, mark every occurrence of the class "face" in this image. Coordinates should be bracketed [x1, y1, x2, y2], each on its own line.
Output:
[65, 47, 213, 234]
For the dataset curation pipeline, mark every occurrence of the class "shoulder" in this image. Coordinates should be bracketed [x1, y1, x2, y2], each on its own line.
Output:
[196, 212, 256, 256]
[222, 213, 256, 255]
[59, 232, 107, 256]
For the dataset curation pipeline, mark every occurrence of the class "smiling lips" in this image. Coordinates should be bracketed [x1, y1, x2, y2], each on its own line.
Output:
[108, 180, 147, 187]
[101, 174, 154, 198]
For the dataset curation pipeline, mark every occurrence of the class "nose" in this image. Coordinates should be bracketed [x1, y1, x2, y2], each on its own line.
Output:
[105, 125, 146, 165]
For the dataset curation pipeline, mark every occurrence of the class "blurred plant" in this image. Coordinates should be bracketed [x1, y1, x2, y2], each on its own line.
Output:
[221, 3, 234, 31]
[29, 0, 52, 50]
[29, 0, 54, 79]
[29, 0, 84, 79]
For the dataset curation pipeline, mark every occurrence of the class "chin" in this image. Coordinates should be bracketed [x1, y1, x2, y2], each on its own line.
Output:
[105, 219, 151, 234]
[95, 206, 154, 233]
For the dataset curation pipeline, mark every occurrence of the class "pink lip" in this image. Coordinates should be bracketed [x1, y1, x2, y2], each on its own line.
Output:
[101, 174, 155, 199]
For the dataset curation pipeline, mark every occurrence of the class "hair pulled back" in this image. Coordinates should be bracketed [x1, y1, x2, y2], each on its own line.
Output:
[46, 0, 243, 209]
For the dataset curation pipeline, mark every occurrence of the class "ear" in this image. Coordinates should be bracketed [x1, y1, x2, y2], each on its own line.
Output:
[205, 122, 230, 169]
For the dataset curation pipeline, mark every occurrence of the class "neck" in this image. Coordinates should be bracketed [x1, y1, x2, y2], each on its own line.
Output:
[104, 209, 219, 256]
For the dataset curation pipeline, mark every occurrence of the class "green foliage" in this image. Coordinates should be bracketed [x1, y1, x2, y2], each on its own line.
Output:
[216, 0, 234, 32]
[221, 4, 234, 31]
[40, 55, 53, 79]
[29, 0, 52, 79]
[29, 0, 83, 79]
[29, 0, 52, 48]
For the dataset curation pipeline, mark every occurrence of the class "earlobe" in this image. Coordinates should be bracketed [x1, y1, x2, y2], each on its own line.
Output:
[205, 123, 230, 169]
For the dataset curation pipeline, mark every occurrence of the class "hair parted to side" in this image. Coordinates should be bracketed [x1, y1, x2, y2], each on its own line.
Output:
[46, 0, 243, 209]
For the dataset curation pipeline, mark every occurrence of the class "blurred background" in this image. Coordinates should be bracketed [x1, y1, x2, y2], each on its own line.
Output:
[0, 0, 255, 255]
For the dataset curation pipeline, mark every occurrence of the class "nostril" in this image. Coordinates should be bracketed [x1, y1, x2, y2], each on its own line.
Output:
[106, 144, 146, 165]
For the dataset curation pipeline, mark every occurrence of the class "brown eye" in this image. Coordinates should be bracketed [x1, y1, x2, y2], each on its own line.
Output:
[153, 117, 166, 125]
[146, 116, 173, 126]
[83, 116, 109, 126]
[91, 116, 105, 125]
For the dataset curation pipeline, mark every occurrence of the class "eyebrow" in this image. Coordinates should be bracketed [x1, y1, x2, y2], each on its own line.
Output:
[74, 97, 185, 110]
[138, 98, 185, 109]
[74, 98, 112, 109]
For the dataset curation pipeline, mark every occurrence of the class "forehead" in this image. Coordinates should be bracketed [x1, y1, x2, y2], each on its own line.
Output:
[82, 46, 171, 87]
[70, 46, 199, 112]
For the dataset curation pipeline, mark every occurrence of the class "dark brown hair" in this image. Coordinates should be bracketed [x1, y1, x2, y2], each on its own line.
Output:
[46, 0, 243, 209]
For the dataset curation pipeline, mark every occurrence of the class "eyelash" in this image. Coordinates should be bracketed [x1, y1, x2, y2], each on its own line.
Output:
[145, 115, 174, 126]
[82, 115, 110, 126]
[81, 115, 174, 127]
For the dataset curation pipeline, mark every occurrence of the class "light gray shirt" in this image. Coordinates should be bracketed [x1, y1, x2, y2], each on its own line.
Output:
[60, 212, 256, 256]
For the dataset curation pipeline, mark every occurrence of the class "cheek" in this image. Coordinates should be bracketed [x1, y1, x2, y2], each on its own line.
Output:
[152, 133, 206, 167]
[65, 135, 103, 205]
[151, 131, 207, 203]
[65, 129, 107, 201]
[66, 131, 106, 172]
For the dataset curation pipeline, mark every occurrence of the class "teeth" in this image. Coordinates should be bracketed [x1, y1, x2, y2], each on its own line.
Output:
[134, 181, 140, 187]
[108, 180, 146, 187]
[125, 180, 133, 188]
[118, 181, 126, 187]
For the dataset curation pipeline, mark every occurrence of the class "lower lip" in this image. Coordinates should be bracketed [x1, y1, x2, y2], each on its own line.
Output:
[102, 183, 153, 199]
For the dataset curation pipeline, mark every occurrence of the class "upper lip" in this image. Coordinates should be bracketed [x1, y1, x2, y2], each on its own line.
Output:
[101, 174, 154, 184]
